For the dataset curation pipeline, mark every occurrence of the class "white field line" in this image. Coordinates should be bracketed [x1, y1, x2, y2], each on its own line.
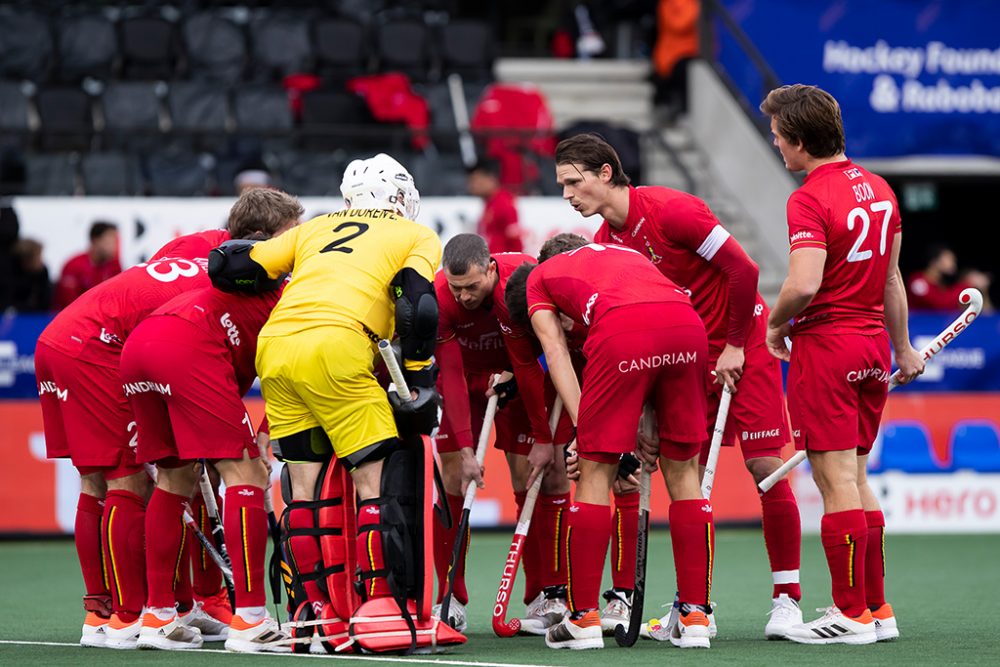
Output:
[0, 639, 565, 667]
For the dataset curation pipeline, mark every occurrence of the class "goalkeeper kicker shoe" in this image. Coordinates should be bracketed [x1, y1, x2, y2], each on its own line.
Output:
[545, 610, 604, 650]
[786, 606, 877, 645]
[871, 603, 899, 642]
[599, 588, 632, 635]
[137, 608, 204, 650]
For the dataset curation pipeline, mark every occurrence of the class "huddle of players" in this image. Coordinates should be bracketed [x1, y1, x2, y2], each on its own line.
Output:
[37, 83, 918, 653]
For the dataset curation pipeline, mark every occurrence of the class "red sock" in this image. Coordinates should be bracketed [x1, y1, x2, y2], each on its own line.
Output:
[286, 506, 327, 607]
[174, 546, 194, 611]
[224, 485, 267, 608]
[760, 479, 802, 600]
[189, 493, 223, 598]
[611, 490, 639, 591]
[103, 490, 147, 621]
[669, 499, 715, 607]
[356, 501, 391, 599]
[434, 493, 469, 605]
[75, 493, 110, 598]
[144, 488, 189, 609]
[820, 509, 868, 618]
[565, 502, 611, 612]
[864, 510, 886, 609]
[537, 492, 570, 590]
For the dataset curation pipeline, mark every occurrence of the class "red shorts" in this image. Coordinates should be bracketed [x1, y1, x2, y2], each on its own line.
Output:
[577, 303, 708, 464]
[35, 341, 143, 477]
[787, 331, 890, 454]
[436, 372, 534, 456]
[701, 339, 790, 465]
[119, 317, 257, 464]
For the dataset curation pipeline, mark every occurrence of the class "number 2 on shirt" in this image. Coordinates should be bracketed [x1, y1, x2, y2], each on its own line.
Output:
[320, 222, 370, 254]
[846, 200, 893, 263]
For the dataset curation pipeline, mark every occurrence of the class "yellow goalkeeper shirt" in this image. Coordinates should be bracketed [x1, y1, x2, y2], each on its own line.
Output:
[251, 208, 441, 364]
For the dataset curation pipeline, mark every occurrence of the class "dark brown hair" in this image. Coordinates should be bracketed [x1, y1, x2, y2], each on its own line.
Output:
[760, 84, 845, 158]
[504, 261, 537, 328]
[227, 188, 304, 240]
[443, 233, 491, 274]
[554, 133, 630, 186]
[538, 232, 587, 263]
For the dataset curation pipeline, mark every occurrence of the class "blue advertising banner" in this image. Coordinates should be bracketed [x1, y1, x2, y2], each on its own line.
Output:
[718, 0, 1000, 157]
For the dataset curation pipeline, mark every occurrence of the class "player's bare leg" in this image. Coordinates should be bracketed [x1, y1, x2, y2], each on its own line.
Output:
[857, 454, 896, 641]
[546, 457, 614, 650]
[660, 452, 715, 649]
[785, 449, 875, 645]
[508, 450, 571, 635]
[744, 455, 804, 638]
[102, 469, 153, 649]
[137, 463, 205, 650]
[77, 472, 111, 647]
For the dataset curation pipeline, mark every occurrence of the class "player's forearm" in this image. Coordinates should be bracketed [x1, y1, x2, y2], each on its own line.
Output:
[767, 278, 815, 328]
[506, 335, 552, 444]
[713, 240, 760, 347]
[884, 267, 913, 351]
[437, 339, 474, 449]
[531, 312, 581, 424]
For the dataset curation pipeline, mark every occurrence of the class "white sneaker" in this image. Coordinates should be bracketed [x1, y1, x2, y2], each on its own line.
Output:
[871, 603, 899, 642]
[669, 603, 711, 649]
[599, 589, 631, 635]
[81, 612, 109, 648]
[432, 599, 468, 634]
[225, 614, 292, 653]
[785, 606, 877, 645]
[104, 613, 143, 650]
[643, 596, 717, 641]
[181, 601, 230, 641]
[137, 610, 204, 650]
[520, 587, 568, 636]
[544, 611, 603, 650]
[764, 594, 803, 640]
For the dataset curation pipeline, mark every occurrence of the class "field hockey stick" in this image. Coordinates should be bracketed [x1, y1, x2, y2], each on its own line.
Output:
[492, 396, 564, 637]
[614, 405, 656, 647]
[197, 462, 237, 608]
[262, 479, 286, 612]
[701, 384, 734, 500]
[758, 287, 985, 492]
[379, 339, 411, 400]
[439, 374, 501, 627]
[182, 508, 234, 584]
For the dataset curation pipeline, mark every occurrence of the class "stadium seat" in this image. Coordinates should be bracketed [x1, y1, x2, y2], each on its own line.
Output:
[879, 421, 945, 473]
[409, 152, 467, 197]
[34, 86, 95, 152]
[120, 15, 181, 80]
[0, 80, 31, 134]
[249, 12, 312, 80]
[313, 17, 368, 83]
[55, 13, 117, 83]
[81, 151, 142, 196]
[300, 89, 379, 151]
[415, 80, 485, 155]
[950, 421, 1000, 473]
[182, 11, 247, 84]
[145, 148, 211, 196]
[439, 20, 495, 82]
[167, 81, 230, 146]
[25, 153, 78, 195]
[101, 81, 165, 151]
[233, 85, 293, 133]
[0, 8, 53, 81]
[268, 149, 345, 197]
[375, 19, 432, 82]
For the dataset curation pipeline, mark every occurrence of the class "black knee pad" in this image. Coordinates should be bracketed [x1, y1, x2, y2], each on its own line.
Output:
[272, 427, 334, 463]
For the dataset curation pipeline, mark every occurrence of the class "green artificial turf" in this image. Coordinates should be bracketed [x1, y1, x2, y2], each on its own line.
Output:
[1, 529, 997, 665]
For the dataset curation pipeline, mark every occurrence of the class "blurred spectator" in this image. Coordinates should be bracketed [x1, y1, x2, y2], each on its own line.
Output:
[652, 0, 700, 113]
[907, 245, 993, 312]
[468, 159, 523, 253]
[53, 221, 121, 310]
[9, 238, 52, 312]
[0, 204, 19, 311]
[234, 159, 275, 194]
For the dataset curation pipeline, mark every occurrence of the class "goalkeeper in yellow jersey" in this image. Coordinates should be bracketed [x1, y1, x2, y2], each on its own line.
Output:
[209, 154, 464, 653]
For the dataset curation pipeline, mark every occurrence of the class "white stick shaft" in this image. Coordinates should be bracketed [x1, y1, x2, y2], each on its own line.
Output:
[463, 376, 501, 510]
[513, 397, 563, 537]
[701, 386, 733, 500]
[198, 464, 221, 519]
[378, 339, 411, 399]
[757, 288, 984, 493]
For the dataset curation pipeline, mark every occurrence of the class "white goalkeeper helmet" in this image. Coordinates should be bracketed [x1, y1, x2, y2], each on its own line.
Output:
[340, 153, 420, 220]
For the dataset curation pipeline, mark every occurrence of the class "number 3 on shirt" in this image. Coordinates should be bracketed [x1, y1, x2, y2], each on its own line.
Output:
[846, 200, 893, 263]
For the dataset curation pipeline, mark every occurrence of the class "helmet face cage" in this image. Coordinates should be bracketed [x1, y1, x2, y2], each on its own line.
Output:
[341, 154, 420, 220]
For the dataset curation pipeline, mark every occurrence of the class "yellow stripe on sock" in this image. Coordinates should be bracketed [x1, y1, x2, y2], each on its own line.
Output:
[199, 506, 208, 571]
[705, 522, 714, 602]
[242, 507, 252, 593]
[845, 534, 855, 587]
[565, 525, 574, 611]
[99, 514, 110, 590]
[107, 506, 123, 605]
[614, 508, 623, 572]
[172, 516, 187, 590]
[880, 527, 886, 577]
[553, 508, 563, 573]
[367, 531, 377, 597]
